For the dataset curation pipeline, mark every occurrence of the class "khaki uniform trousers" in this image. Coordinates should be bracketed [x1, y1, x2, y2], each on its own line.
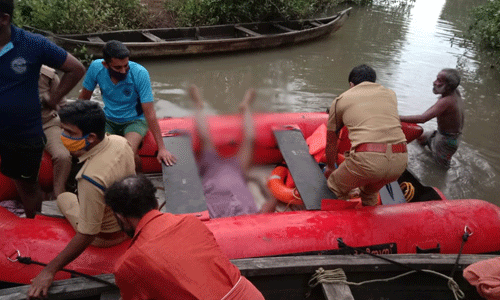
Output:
[57, 192, 128, 248]
[42, 115, 72, 197]
[327, 147, 408, 206]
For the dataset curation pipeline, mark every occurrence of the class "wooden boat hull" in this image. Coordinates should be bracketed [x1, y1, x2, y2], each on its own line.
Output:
[1, 199, 500, 285]
[47, 8, 351, 58]
[0, 254, 492, 299]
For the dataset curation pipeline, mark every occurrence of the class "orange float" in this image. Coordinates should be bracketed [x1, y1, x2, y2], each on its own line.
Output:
[267, 165, 304, 205]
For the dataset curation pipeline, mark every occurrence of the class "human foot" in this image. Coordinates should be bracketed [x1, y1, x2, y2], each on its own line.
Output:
[239, 88, 256, 113]
[188, 84, 204, 110]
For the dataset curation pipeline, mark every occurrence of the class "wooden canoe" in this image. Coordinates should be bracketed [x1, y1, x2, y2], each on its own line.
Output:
[27, 8, 351, 58]
[0, 254, 492, 299]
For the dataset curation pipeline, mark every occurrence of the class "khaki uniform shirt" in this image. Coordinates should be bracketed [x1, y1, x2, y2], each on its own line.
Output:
[327, 82, 406, 149]
[75, 134, 135, 235]
[39, 65, 66, 125]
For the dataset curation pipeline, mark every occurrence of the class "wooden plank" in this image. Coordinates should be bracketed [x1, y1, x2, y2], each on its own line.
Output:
[322, 283, 355, 300]
[310, 21, 323, 27]
[273, 23, 297, 32]
[87, 36, 105, 43]
[235, 25, 262, 37]
[233, 254, 498, 277]
[142, 31, 164, 42]
[0, 274, 117, 299]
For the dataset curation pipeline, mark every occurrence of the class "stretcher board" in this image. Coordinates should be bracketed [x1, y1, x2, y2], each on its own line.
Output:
[161, 134, 206, 214]
[379, 180, 406, 205]
[273, 127, 336, 210]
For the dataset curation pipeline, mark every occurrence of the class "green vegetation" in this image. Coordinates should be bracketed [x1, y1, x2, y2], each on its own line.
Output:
[13, 0, 149, 34]
[166, 0, 369, 27]
[465, 0, 500, 68]
[468, 0, 500, 51]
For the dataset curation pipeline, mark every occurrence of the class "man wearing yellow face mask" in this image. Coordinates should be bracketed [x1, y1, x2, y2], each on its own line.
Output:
[28, 100, 136, 299]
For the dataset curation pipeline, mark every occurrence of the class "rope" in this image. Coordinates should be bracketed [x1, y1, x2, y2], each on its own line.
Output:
[308, 267, 465, 300]
[14, 255, 118, 288]
[399, 181, 415, 202]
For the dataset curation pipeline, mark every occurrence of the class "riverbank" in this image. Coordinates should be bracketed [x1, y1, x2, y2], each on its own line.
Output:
[141, 0, 175, 27]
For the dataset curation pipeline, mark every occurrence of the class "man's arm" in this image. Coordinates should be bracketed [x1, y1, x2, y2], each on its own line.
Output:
[45, 53, 86, 109]
[400, 98, 451, 123]
[324, 130, 339, 178]
[78, 87, 94, 100]
[142, 102, 177, 166]
[27, 232, 95, 298]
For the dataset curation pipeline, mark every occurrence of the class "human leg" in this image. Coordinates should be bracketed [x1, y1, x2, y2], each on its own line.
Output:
[429, 132, 458, 168]
[326, 157, 366, 200]
[43, 118, 72, 197]
[188, 84, 215, 152]
[56, 192, 80, 230]
[237, 89, 256, 175]
[417, 130, 436, 149]
[0, 136, 46, 218]
[121, 119, 148, 173]
[124, 131, 144, 173]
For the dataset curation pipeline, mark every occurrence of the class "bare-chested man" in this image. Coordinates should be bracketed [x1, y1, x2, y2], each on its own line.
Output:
[400, 68, 464, 167]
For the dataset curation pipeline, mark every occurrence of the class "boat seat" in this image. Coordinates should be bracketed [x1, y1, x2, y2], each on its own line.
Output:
[234, 25, 262, 37]
[161, 132, 207, 216]
[87, 36, 105, 43]
[273, 23, 297, 33]
[142, 31, 164, 42]
[273, 125, 336, 210]
[310, 21, 323, 27]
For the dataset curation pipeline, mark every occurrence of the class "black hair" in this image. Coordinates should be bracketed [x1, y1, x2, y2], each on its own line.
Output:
[58, 100, 106, 139]
[441, 68, 460, 91]
[104, 174, 158, 219]
[0, 0, 14, 19]
[348, 64, 377, 85]
[102, 40, 130, 64]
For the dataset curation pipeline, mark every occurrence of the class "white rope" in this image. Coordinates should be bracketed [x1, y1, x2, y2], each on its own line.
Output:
[308, 267, 465, 300]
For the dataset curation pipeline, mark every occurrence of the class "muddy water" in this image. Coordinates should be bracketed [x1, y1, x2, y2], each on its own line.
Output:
[70, 0, 500, 205]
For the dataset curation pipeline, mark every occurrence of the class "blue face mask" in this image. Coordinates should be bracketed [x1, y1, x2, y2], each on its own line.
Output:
[108, 67, 128, 81]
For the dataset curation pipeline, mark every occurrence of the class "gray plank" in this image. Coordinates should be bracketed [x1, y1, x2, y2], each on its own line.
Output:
[273, 128, 336, 210]
[273, 23, 297, 32]
[0, 274, 116, 299]
[161, 135, 206, 214]
[233, 254, 497, 277]
[322, 283, 355, 300]
[87, 36, 104, 43]
[142, 31, 164, 42]
[235, 25, 262, 37]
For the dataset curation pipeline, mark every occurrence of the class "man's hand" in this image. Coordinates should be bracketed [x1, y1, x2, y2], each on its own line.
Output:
[324, 165, 335, 179]
[158, 148, 176, 166]
[28, 268, 55, 299]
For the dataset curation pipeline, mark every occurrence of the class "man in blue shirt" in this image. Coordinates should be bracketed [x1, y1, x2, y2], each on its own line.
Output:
[78, 40, 176, 171]
[0, 0, 85, 218]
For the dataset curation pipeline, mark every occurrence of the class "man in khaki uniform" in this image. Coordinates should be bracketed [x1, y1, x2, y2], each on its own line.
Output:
[39, 65, 72, 197]
[324, 64, 408, 206]
[29, 100, 136, 298]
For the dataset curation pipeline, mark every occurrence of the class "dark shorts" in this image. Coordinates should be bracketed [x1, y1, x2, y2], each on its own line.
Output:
[0, 135, 47, 182]
[105, 118, 148, 137]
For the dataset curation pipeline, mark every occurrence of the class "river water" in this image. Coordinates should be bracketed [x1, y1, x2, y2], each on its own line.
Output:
[70, 0, 500, 205]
